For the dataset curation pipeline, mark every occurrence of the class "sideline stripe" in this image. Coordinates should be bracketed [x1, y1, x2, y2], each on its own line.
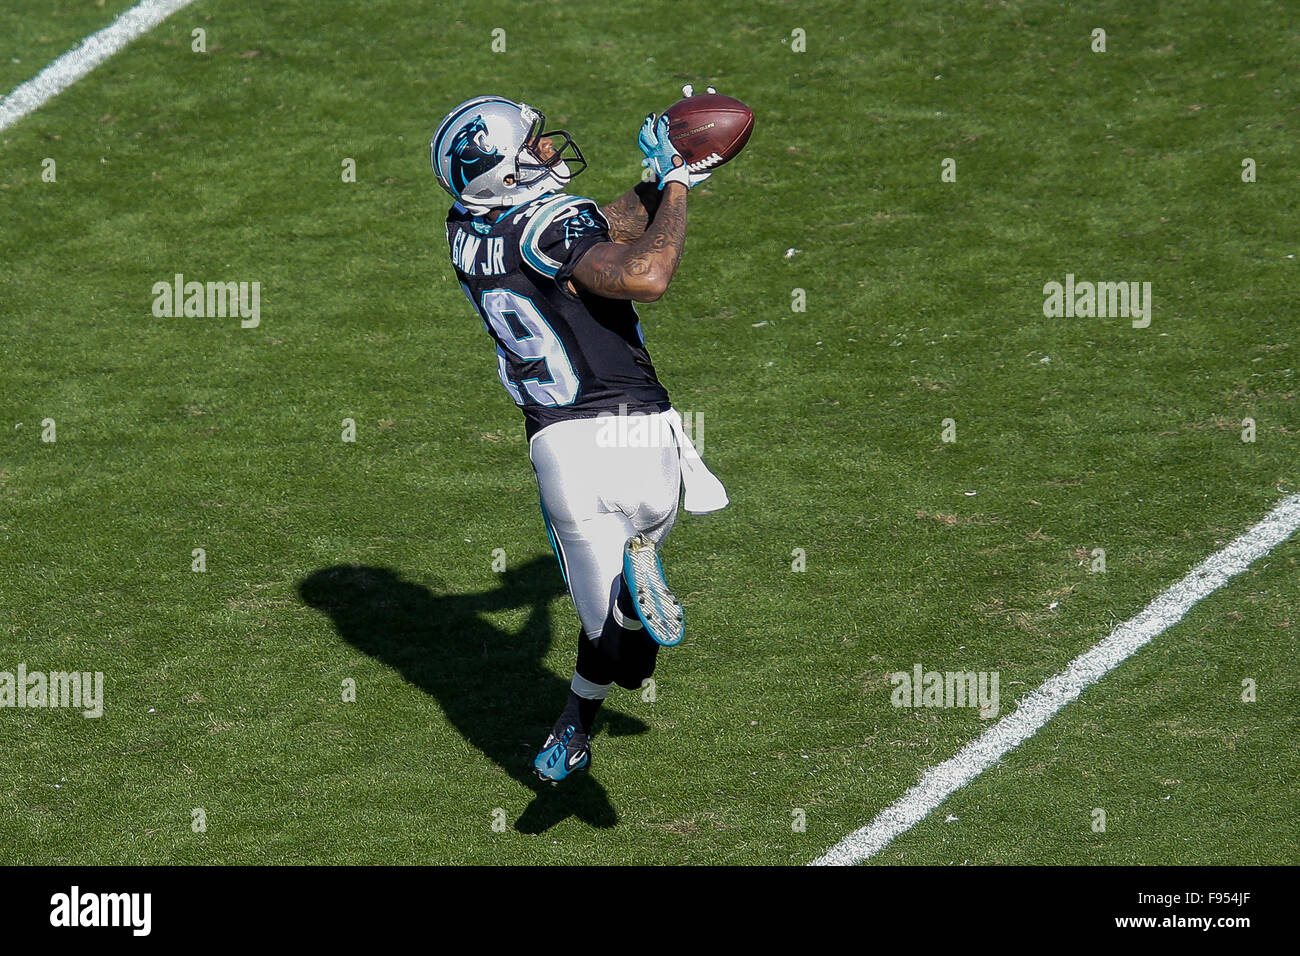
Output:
[0, 0, 198, 133]
[812, 493, 1300, 866]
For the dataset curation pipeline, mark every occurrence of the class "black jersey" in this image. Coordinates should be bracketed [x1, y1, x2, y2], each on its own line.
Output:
[445, 192, 671, 438]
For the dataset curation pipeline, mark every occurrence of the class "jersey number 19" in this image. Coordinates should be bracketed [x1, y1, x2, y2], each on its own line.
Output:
[461, 284, 579, 407]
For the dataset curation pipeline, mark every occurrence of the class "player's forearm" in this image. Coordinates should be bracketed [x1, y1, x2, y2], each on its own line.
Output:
[598, 181, 664, 242]
[577, 183, 687, 301]
[632, 182, 688, 293]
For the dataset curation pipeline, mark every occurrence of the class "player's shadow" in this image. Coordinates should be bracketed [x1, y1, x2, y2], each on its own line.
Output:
[298, 557, 646, 834]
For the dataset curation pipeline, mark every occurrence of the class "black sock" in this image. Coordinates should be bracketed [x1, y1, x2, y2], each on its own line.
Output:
[555, 691, 603, 737]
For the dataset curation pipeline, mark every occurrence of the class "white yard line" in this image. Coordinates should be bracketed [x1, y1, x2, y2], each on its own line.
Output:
[812, 492, 1300, 866]
[0, 0, 198, 133]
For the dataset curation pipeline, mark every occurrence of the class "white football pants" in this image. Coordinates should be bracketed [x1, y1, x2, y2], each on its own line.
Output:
[529, 411, 682, 641]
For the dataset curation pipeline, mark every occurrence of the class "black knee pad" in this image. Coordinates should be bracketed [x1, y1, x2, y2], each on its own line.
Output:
[611, 628, 660, 690]
[575, 628, 616, 687]
[577, 625, 660, 691]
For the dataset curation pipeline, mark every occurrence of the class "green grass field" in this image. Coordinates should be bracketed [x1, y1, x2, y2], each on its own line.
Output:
[1, 0, 1296, 865]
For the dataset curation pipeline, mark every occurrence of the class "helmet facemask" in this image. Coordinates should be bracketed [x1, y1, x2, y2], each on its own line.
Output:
[513, 108, 586, 189]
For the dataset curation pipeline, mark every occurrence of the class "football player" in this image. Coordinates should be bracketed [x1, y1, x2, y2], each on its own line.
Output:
[431, 91, 729, 782]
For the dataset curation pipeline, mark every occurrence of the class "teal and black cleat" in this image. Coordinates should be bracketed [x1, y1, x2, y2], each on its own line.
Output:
[533, 724, 590, 782]
[623, 533, 686, 647]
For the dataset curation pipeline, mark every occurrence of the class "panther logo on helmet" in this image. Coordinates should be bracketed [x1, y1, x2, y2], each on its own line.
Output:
[446, 116, 504, 194]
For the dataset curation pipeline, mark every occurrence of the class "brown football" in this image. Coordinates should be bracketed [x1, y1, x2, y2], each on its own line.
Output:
[664, 93, 754, 174]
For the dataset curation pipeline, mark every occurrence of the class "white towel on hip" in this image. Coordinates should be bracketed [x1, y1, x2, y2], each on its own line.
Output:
[663, 407, 729, 514]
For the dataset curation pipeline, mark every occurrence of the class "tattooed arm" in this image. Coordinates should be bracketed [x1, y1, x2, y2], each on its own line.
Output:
[573, 182, 687, 302]
[598, 181, 664, 242]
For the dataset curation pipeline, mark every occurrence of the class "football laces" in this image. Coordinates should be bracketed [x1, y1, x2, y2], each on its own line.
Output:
[688, 152, 723, 173]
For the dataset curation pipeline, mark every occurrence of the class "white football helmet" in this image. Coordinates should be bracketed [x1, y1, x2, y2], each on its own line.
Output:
[431, 96, 586, 214]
